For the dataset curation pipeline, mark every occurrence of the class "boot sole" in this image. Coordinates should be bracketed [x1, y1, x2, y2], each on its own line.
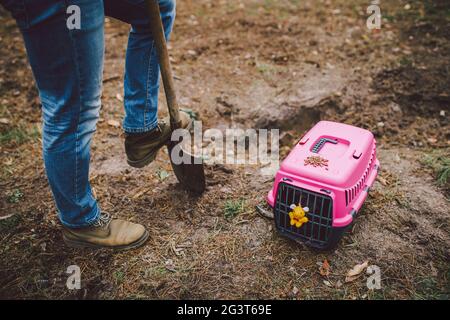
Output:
[63, 230, 149, 251]
[127, 152, 158, 168]
[126, 118, 193, 169]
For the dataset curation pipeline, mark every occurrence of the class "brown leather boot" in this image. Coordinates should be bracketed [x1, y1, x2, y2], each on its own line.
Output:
[125, 111, 192, 168]
[62, 212, 149, 250]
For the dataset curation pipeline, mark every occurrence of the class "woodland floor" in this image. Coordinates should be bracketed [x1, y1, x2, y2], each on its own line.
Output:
[0, 0, 449, 299]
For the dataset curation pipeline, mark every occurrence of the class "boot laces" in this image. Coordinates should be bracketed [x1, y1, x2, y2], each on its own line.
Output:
[93, 212, 112, 228]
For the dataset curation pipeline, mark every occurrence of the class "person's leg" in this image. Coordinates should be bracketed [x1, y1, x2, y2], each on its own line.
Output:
[104, 0, 176, 133]
[104, 0, 191, 168]
[6, 0, 104, 228]
[2, 0, 149, 249]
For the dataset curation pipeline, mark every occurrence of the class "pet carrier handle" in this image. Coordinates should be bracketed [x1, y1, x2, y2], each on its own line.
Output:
[311, 138, 338, 153]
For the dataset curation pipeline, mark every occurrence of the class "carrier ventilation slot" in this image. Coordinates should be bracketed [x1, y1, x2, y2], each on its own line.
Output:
[345, 145, 376, 206]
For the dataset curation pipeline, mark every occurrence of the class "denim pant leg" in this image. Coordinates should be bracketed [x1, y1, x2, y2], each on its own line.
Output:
[3, 0, 105, 228]
[104, 0, 176, 133]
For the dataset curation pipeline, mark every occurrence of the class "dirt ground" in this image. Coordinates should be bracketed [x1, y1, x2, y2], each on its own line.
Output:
[0, 0, 449, 299]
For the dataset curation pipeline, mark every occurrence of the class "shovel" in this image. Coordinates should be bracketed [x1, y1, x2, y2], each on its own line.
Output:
[145, 0, 206, 194]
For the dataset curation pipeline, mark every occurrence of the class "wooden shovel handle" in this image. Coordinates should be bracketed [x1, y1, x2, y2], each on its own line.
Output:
[145, 0, 181, 130]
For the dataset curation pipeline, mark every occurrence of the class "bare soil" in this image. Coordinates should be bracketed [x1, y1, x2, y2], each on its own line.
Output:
[0, 0, 449, 299]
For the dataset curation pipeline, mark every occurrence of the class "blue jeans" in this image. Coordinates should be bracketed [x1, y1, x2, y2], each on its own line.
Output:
[1, 0, 176, 228]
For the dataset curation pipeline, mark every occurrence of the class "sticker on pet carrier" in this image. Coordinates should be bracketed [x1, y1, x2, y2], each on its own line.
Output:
[267, 121, 379, 250]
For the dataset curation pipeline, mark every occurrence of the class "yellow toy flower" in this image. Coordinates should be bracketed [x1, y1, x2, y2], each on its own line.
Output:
[288, 204, 309, 228]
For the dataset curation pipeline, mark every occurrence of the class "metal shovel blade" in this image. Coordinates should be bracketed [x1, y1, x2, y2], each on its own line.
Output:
[167, 140, 206, 194]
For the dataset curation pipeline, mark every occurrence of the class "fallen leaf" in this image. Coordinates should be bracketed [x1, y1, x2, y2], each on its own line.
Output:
[165, 259, 176, 272]
[157, 169, 169, 181]
[345, 261, 369, 283]
[292, 286, 299, 295]
[332, 9, 341, 15]
[103, 74, 120, 83]
[132, 187, 151, 200]
[0, 118, 10, 125]
[170, 240, 184, 256]
[187, 49, 197, 56]
[378, 176, 388, 186]
[319, 259, 331, 277]
[107, 119, 120, 128]
[323, 280, 333, 287]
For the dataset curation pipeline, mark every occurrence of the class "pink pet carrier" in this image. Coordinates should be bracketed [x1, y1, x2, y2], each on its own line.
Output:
[267, 121, 379, 250]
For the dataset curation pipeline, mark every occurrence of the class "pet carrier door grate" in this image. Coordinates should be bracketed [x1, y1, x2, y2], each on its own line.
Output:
[275, 182, 333, 248]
